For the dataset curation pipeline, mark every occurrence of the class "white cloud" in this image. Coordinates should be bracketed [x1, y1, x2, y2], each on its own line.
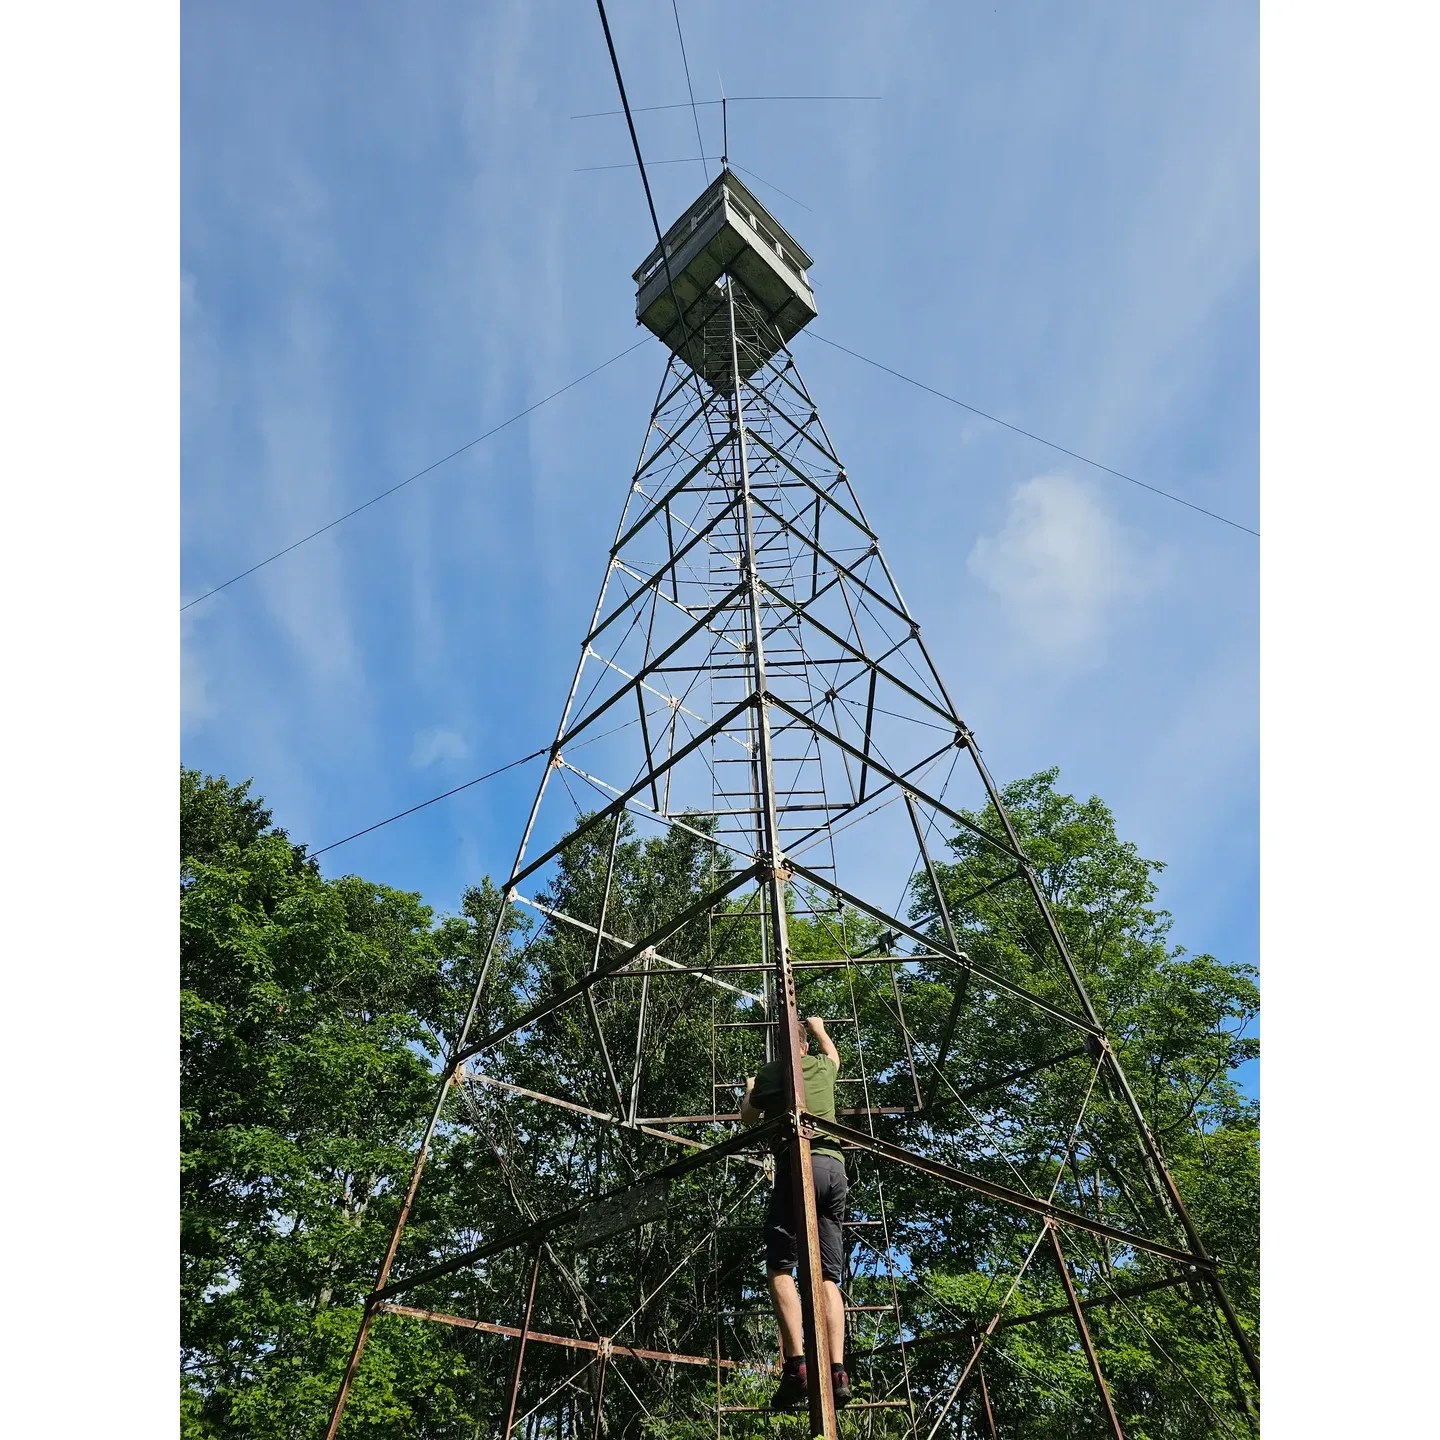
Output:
[412, 727, 469, 767]
[967, 474, 1161, 665]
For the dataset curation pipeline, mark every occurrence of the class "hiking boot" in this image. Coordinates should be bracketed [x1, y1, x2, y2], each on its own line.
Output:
[771, 1360, 808, 1411]
[831, 1365, 852, 1408]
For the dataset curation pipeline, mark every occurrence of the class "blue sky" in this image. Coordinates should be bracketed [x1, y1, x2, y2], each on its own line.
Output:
[181, 1, 1258, 1088]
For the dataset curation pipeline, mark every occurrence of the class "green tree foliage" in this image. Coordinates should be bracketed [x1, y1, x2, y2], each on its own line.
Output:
[180, 768, 1257, 1437]
[181, 770, 504, 1436]
[882, 768, 1260, 1437]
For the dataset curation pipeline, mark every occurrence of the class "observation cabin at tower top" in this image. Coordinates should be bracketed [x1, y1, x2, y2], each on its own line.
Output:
[633, 168, 817, 389]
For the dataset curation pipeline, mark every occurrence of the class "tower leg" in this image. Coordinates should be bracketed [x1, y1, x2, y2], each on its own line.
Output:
[1048, 1225, 1125, 1440]
[501, 1245, 544, 1440]
[322, 1069, 456, 1440]
[977, 1363, 998, 1439]
[590, 1346, 610, 1440]
[966, 739, 1259, 1386]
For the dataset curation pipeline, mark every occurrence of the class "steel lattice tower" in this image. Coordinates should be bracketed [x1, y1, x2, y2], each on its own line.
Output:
[326, 170, 1258, 1440]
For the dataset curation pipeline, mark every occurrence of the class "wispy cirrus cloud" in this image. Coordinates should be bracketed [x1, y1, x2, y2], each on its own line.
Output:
[179, 2, 1255, 977]
[967, 473, 1163, 666]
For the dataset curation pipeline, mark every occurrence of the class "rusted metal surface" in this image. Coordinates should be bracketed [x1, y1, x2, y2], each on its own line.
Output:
[570, 1177, 669, 1247]
[637, 1105, 915, 1125]
[465, 1070, 709, 1151]
[1049, 1226, 1125, 1440]
[323, 1065, 462, 1440]
[591, 1348, 610, 1440]
[977, 1364, 998, 1438]
[322, 1300, 375, 1440]
[377, 1302, 741, 1368]
[501, 1246, 543, 1440]
[806, 1115, 1207, 1270]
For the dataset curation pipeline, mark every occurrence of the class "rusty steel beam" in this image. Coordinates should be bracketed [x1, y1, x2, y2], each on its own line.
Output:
[501, 1246, 543, 1440]
[977, 1364, 998, 1439]
[322, 1065, 471, 1440]
[377, 1303, 742, 1369]
[591, 1347, 610, 1440]
[1049, 1226, 1125, 1440]
[636, 1105, 916, 1125]
[806, 1114, 1208, 1270]
[466, 1062, 709, 1151]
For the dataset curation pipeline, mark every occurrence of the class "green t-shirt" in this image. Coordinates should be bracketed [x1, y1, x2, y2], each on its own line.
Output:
[751, 1052, 845, 1162]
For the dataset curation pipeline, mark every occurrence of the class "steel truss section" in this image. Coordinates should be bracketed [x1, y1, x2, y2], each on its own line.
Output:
[324, 276, 1257, 1440]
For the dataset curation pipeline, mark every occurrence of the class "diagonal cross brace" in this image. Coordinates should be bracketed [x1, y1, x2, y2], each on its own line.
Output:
[374, 1114, 786, 1301]
[784, 856, 1100, 1037]
[452, 862, 761, 1067]
[805, 1115, 1207, 1270]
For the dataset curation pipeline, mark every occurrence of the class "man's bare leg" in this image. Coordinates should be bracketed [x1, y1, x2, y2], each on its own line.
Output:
[767, 1271, 804, 1358]
[822, 1279, 845, 1367]
[768, 1273, 846, 1365]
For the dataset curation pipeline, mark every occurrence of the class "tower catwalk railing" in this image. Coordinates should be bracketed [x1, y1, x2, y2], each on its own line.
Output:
[323, 276, 1258, 1440]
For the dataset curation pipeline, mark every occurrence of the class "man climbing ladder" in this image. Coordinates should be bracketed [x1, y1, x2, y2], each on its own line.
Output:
[741, 1016, 851, 1411]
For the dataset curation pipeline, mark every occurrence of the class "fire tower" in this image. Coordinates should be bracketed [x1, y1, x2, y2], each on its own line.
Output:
[325, 169, 1258, 1440]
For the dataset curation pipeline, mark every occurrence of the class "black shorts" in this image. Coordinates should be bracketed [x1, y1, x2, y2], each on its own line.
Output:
[765, 1152, 847, 1283]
